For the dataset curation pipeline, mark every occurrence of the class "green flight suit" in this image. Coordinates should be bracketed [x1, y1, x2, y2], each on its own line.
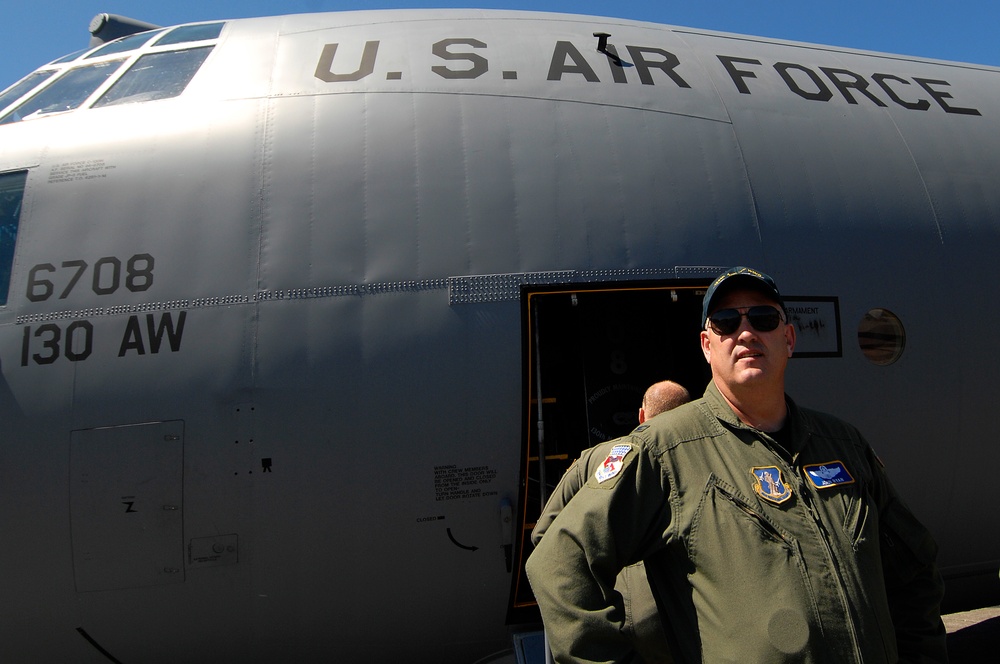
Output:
[525, 381, 947, 663]
[532, 442, 674, 664]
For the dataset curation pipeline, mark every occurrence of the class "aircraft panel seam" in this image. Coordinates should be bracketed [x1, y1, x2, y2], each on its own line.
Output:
[277, 12, 646, 38]
[11, 268, 729, 323]
[269, 89, 735, 126]
[448, 266, 725, 304]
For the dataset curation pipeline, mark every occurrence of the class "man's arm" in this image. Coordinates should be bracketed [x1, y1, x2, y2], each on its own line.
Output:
[525, 440, 668, 663]
[870, 447, 948, 663]
[530, 446, 600, 547]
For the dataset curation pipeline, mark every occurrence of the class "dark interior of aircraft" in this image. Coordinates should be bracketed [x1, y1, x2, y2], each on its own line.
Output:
[511, 282, 711, 618]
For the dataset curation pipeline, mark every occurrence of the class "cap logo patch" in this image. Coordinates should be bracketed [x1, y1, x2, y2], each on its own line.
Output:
[751, 466, 792, 504]
[803, 461, 855, 489]
[595, 444, 632, 483]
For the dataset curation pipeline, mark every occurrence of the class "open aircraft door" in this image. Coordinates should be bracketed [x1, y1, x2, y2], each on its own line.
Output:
[508, 280, 712, 621]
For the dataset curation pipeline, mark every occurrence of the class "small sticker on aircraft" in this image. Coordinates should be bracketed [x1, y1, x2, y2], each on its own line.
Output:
[803, 461, 855, 489]
[595, 444, 632, 483]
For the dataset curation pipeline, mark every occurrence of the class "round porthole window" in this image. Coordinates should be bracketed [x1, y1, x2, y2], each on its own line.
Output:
[858, 308, 905, 366]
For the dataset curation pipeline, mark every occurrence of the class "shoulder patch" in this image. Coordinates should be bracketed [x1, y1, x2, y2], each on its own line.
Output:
[595, 444, 633, 483]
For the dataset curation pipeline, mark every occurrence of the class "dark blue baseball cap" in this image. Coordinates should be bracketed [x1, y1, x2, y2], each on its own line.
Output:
[702, 266, 784, 326]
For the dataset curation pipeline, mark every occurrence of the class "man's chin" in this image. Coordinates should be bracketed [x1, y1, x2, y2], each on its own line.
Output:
[732, 368, 769, 385]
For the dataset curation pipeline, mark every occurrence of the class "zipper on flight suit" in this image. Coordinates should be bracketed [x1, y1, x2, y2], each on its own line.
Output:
[794, 438, 866, 661]
[714, 479, 828, 639]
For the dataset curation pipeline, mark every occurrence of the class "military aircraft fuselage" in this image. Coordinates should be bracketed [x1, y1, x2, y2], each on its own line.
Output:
[0, 9, 997, 663]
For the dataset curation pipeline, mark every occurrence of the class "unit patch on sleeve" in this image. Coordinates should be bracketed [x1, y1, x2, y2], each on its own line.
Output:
[803, 461, 855, 489]
[595, 444, 633, 483]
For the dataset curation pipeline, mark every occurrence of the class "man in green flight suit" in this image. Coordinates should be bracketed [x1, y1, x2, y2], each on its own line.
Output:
[525, 266, 947, 663]
[532, 379, 691, 664]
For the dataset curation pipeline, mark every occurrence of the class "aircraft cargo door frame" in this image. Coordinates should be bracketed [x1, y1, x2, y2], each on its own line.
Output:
[508, 281, 710, 621]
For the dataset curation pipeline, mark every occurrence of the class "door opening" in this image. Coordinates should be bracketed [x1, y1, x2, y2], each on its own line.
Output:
[508, 281, 711, 621]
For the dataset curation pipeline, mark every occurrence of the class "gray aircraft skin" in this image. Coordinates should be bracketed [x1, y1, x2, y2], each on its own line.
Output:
[0, 8, 997, 663]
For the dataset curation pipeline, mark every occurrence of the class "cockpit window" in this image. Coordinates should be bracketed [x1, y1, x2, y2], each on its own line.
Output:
[0, 171, 27, 306]
[0, 70, 57, 117]
[154, 22, 224, 46]
[0, 21, 225, 125]
[93, 47, 213, 108]
[86, 30, 166, 59]
[85, 30, 163, 60]
[51, 50, 87, 65]
[0, 60, 125, 125]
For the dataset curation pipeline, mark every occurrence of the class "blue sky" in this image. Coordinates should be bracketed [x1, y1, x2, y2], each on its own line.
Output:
[4, 1, 1000, 88]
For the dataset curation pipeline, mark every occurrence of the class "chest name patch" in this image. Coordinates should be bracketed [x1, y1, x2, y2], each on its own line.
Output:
[595, 444, 632, 483]
[751, 466, 792, 504]
[803, 461, 855, 489]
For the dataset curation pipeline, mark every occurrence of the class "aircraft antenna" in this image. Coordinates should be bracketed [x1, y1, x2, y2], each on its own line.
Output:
[88, 13, 162, 47]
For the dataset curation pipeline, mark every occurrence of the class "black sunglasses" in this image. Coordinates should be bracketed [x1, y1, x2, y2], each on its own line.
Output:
[707, 306, 784, 336]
